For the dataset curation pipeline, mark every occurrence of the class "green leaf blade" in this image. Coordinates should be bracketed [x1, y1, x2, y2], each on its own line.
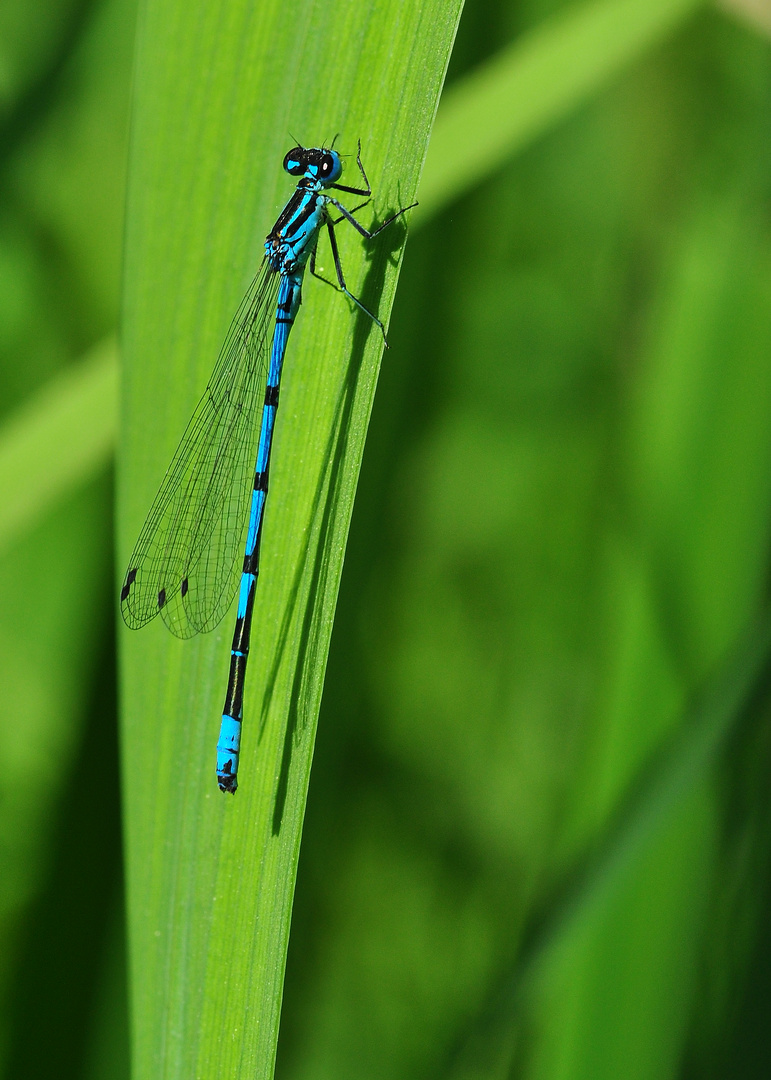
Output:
[0, 337, 117, 554]
[119, 3, 463, 1078]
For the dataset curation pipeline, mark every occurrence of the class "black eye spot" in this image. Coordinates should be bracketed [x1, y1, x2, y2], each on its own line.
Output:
[320, 154, 334, 175]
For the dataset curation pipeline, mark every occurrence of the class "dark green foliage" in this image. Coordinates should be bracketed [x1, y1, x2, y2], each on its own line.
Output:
[0, 0, 132, 1074]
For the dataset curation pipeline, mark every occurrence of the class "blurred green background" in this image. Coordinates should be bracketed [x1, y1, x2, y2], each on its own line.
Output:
[2, 0, 771, 1077]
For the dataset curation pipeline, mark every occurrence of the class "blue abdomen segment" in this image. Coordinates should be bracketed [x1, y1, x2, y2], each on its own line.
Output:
[217, 274, 301, 793]
[216, 714, 242, 785]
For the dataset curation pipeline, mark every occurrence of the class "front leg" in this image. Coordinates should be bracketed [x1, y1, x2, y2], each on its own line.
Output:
[325, 195, 418, 241]
[324, 219, 389, 344]
[331, 138, 372, 197]
[330, 199, 371, 226]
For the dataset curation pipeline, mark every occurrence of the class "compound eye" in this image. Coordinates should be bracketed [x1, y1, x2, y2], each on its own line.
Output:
[319, 153, 335, 177]
[283, 148, 305, 175]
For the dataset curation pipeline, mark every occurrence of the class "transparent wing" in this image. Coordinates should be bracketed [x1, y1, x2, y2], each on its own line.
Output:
[121, 261, 280, 639]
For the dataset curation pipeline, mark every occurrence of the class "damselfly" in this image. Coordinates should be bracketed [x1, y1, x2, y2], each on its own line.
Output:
[120, 141, 415, 793]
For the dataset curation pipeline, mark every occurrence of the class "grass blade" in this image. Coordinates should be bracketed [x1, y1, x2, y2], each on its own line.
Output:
[0, 337, 117, 554]
[119, 2, 463, 1078]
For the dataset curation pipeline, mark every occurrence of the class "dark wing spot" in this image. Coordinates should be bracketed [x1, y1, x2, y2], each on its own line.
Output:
[158, 588, 166, 609]
[181, 578, 188, 598]
[120, 568, 137, 603]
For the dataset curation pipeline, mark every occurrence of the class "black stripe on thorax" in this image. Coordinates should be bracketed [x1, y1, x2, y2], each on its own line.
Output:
[270, 189, 306, 236]
[270, 190, 320, 243]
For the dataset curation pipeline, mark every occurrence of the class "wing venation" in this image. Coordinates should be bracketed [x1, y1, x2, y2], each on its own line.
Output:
[121, 262, 279, 639]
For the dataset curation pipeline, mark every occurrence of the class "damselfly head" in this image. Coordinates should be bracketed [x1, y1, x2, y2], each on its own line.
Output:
[283, 146, 343, 185]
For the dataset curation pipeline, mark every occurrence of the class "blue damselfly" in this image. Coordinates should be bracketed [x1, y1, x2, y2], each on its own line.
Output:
[121, 142, 415, 793]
